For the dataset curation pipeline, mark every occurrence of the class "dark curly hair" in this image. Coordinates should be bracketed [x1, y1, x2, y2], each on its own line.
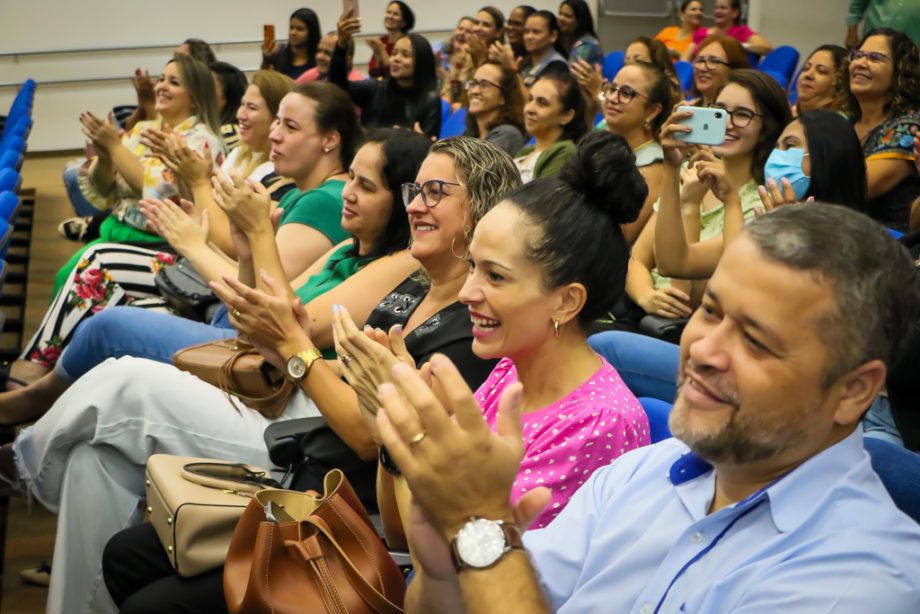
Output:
[505, 131, 647, 326]
[464, 60, 526, 137]
[841, 28, 920, 121]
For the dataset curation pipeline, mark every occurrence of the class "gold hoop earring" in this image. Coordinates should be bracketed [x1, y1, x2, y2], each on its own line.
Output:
[450, 237, 468, 260]
[553, 319, 560, 337]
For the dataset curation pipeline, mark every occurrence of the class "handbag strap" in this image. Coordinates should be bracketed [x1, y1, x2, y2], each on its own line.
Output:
[287, 515, 403, 614]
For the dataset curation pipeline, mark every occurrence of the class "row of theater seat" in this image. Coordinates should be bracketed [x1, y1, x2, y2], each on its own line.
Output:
[439, 45, 803, 138]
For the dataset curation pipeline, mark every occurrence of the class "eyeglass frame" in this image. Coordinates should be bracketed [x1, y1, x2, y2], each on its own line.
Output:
[709, 103, 762, 128]
[401, 179, 463, 209]
[464, 78, 505, 93]
[693, 55, 731, 69]
[601, 82, 649, 104]
[848, 49, 893, 64]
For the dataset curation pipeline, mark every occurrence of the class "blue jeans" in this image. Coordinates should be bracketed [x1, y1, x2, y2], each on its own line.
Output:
[55, 306, 236, 382]
[63, 160, 102, 218]
[589, 331, 679, 402]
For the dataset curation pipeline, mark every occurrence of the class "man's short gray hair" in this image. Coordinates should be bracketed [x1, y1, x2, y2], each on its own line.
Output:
[746, 204, 920, 385]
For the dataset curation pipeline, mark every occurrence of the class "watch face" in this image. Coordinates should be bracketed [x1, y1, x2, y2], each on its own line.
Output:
[287, 355, 307, 379]
[456, 519, 506, 568]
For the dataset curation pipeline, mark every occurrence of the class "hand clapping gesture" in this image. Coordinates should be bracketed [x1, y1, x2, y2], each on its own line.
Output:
[211, 170, 274, 234]
[210, 271, 312, 370]
[139, 197, 208, 253]
[141, 129, 213, 186]
[79, 111, 122, 153]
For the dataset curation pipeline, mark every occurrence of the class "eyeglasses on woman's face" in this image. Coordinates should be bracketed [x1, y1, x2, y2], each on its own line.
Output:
[465, 79, 503, 93]
[602, 82, 648, 104]
[694, 55, 730, 70]
[848, 49, 892, 64]
[401, 179, 462, 208]
[711, 103, 761, 128]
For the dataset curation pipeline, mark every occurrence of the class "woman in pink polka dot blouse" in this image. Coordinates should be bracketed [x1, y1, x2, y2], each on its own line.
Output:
[462, 131, 651, 528]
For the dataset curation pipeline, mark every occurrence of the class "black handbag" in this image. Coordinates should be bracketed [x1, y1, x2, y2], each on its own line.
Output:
[263, 417, 379, 514]
[155, 257, 220, 322]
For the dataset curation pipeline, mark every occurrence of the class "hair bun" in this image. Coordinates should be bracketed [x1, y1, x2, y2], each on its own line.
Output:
[558, 131, 648, 225]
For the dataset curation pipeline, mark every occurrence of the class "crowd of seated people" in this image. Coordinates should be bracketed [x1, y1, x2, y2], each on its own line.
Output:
[3, 3, 920, 613]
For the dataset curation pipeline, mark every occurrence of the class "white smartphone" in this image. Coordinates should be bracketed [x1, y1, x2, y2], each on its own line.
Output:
[674, 105, 727, 146]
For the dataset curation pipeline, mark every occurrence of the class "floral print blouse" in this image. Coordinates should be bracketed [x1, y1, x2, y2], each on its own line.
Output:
[861, 107, 920, 231]
[78, 115, 224, 231]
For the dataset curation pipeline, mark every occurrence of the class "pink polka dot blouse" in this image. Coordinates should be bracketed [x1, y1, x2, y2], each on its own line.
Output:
[475, 356, 650, 529]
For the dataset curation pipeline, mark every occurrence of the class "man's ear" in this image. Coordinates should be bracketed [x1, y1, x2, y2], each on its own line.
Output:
[832, 359, 887, 426]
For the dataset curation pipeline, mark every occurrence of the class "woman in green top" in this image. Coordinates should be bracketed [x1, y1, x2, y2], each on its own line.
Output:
[514, 70, 587, 183]
[0, 128, 430, 426]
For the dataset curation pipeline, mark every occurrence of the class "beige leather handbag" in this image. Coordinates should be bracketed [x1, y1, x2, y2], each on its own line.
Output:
[145, 454, 280, 577]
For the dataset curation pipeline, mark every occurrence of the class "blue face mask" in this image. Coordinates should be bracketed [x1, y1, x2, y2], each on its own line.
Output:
[764, 148, 811, 200]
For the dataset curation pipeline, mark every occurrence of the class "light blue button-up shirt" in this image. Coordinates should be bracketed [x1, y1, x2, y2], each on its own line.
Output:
[523, 429, 920, 612]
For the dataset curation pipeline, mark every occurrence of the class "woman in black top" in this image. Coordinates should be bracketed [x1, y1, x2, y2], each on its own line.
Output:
[262, 8, 321, 80]
[332, 11, 442, 138]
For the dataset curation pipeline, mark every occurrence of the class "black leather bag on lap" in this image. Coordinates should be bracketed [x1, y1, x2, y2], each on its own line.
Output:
[155, 257, 220, 322]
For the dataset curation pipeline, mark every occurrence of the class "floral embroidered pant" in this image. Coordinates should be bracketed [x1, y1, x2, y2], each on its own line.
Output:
[21, 242, 176, 368]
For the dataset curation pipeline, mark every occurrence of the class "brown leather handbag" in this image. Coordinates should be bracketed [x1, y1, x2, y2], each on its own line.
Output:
[224, 469, 406, 614]
[173, 337, 295, 418]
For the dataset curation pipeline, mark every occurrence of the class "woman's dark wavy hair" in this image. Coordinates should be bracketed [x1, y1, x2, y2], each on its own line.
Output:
[628, 36, 681, 104]
[209, 62, 247, 125]
[798, 110, 867, 213]
[528, 10, 569, 59]
[504, 131, 647, 326]
[560, 0, 597, 43]
[796, 44, 847, 112]
[349, 128, 430, 260]
[535, 68, 587, 142]
[291, 82, 362, 169]
[841, 28, 920, 121]
[389, 1, 416, 33]
[180, 39, 216, 64]
[725, 69, 792, 184]
[464, 60, 526, 136]
[284, 8, 321, 69]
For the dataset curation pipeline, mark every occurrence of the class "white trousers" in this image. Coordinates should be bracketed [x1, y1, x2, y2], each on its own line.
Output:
[13, 357, 318, 614]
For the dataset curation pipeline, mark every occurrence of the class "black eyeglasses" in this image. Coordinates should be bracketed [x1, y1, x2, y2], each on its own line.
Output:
[693, 55, 730, 69]
[465, 79, 504, 92]
[602, 83, 648, 104]
[401, 180, 462, 208]
[848, 49, 892, 64]
[711, 104, 762, 128]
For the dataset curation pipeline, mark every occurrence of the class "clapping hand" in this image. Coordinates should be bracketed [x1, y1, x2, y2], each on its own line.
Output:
[139, 197, 208, 252]
[79, 111, 121, 152]
[375, 354, 530, 538]
[141, 129, 213, 186]
[570, 59, 604, 104]
[210, 270, 311, 370]
[211, 170, 273, 234]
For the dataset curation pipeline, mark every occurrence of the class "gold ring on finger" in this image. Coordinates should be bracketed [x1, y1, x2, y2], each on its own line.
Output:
[231, 309, 242, 319]
[408, 431, 427, 446]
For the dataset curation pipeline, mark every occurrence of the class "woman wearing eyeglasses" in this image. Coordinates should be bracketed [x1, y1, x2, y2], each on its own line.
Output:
[841, 28, 920, 232]
[615, 70, 789, 335]
[514, 71, 587, 183]
[601, 63, 677, 243]
[688, 33, 749, 107]
[463, 61, 527, 156]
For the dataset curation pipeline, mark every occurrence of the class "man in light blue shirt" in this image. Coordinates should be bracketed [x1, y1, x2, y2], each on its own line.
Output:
[376, 204, 920, 613]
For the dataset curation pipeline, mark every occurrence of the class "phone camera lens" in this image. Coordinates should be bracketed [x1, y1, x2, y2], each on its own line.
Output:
[714, 112, 723, 119]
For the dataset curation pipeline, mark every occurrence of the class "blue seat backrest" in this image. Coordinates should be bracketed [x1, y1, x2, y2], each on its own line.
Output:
[864, 437, 920, 524]
[602, 50, 625, 81]
[439, 98, 452, 136]
[758, 46, 800, 82]
[638, 397, 673, 444]
[674, 61, 694, 93]
[440, 107, 468, 138]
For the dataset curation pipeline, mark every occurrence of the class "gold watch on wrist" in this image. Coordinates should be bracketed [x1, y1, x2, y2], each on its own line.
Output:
[286, 348, 323, 381]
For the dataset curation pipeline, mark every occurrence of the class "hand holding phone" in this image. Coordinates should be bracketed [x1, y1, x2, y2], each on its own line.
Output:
[262, 24, 277, 58]
[673, 105, 727, 146]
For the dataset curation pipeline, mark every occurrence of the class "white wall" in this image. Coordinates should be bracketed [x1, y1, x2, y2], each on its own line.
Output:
[0, 0, 561, 151]
[2, 0, 850, 152]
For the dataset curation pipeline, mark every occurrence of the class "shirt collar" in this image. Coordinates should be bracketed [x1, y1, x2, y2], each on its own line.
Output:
[669, 429, 867, 531]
